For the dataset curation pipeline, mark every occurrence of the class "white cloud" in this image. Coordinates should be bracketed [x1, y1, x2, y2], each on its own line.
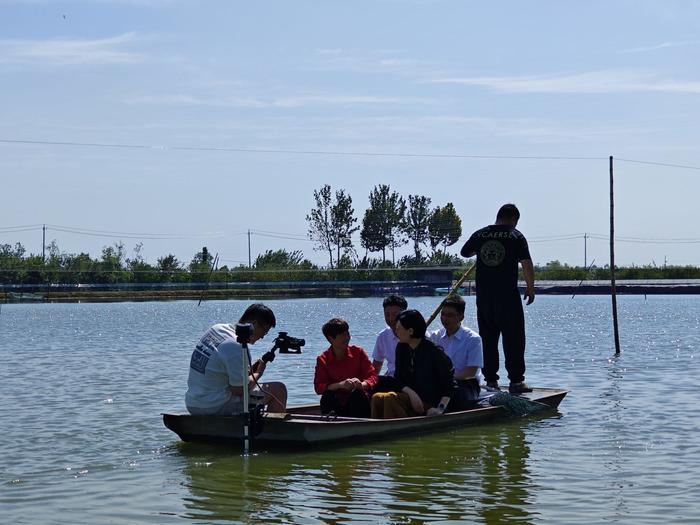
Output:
[0, 32, 144, 65]
[0, 0, 177, 4]
[312, 48, 436, 77]
[126, 92, 433, 108]
[622, 40, 700, 53]
[425, 70, 700, 94]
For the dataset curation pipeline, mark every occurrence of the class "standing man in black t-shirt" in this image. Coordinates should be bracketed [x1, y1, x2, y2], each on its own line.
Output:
[460, 203, 535, 394]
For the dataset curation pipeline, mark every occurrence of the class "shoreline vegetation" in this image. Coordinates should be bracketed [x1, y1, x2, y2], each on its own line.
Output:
[3, 208, 700, 301]
[3, 266, 700, 303]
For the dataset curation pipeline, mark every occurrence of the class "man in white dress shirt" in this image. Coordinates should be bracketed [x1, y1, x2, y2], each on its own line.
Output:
[371, 295, 407, 390]
[429, 294, 483, 406]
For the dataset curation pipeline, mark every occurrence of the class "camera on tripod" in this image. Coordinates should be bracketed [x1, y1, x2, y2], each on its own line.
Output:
[236, 323, 305, 367]
[235, 323, 254, 345]
[272, 332, 305, 354]
[261, 332, 305, 363]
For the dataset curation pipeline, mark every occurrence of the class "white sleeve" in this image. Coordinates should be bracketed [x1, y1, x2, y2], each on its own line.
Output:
[219, 340, 246, 386]
[372, 333, 384, 362]
[465, 335, 484, 368]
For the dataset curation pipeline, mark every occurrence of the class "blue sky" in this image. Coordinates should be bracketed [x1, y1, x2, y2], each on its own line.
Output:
[1, 0, 699, 268]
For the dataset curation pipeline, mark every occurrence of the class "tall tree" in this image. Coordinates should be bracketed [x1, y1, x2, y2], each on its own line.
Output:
[360, 184, 405, 263]
[330, 189, 359, 265]
[387, 193, 407, 265]
[429, 203, 462, 254]
[157, 254, 182, 282]
[189, 246, 214, 281]
[360, 206, 384, 258]
[306, 184, 335, 268]
[401, 194, 432, 261]
[189, 246, 213, 271]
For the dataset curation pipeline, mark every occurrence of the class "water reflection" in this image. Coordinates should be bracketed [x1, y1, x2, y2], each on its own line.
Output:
[177, 418, 546, 524]
[600, 354, 629, 520]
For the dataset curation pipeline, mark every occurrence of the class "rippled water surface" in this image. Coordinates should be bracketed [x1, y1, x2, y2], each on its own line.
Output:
[1, 296, 699, 524]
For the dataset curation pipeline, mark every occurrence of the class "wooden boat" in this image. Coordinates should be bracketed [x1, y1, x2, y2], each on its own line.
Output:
[6, 291, 45, 303]
[163, 387, 567, 450]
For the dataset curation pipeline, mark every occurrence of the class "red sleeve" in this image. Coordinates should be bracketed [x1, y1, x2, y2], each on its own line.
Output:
[314, 353, 331, 395]
[357, 347, 378, 388]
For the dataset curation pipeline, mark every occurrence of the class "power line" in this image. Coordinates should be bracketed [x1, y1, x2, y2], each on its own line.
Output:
[616, 158, 700, 171]
[0, 225, 43, 233]
[45, 223, 226, 237]
[3, 223, 700, 246]
[0, 138, 606, 161]
[250, 229, 309, 239]
[5, 138, 700, 171]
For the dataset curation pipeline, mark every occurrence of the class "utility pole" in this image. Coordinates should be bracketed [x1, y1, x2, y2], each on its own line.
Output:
[247, 229, 252, 268]
[584, 233, 587, 269]
[42, 224, 46, 263]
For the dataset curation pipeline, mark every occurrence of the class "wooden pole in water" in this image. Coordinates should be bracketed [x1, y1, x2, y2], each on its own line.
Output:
[610, 156, 621, 354]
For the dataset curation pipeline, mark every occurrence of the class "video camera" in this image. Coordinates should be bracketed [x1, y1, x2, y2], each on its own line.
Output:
[236, 323, 305, 366]
[262, 332, 305, 363]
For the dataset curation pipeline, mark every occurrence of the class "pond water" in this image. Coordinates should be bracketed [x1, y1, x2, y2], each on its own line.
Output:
[1, 295, 699, 524]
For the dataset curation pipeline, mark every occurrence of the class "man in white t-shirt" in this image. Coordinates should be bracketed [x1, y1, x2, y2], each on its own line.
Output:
[371, 295, 407, 385]
[429, 294, 483, 407]
[185, 303, 287, 416]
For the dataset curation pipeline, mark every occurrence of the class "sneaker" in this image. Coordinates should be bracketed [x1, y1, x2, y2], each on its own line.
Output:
[509, 382, 533, 394]
[485, 381, 500, 392]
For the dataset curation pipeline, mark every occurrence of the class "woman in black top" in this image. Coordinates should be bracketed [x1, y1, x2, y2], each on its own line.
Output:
[371, 310, 455, 418]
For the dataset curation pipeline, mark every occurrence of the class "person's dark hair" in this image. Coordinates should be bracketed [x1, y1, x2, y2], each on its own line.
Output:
[383, 294, 408, 310]
[496, 203, 520, 222]
[442, 294, 466, 315]
[396, 309, 427, 339]
[322, 317, 349, 339]
[239, 303, 276, 328]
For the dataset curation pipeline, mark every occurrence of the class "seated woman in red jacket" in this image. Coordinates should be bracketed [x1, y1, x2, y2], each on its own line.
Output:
[314, 318, 378, 418]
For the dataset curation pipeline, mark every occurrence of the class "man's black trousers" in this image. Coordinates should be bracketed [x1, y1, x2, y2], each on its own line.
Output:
[476, 291, 526, 384]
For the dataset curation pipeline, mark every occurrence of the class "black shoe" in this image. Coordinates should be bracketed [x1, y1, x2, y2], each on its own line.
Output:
[485, 381, 500, 392]
[509, 382, 533, 394]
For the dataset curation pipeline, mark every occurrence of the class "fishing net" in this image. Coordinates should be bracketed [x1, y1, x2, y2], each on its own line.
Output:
[485, 392, 552, 416]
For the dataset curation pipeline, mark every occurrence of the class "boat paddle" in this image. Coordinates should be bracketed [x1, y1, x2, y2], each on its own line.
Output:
[425, 262, 476, 328]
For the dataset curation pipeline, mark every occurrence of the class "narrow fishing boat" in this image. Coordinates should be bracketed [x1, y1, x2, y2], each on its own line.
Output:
[163, 387, 567, 450]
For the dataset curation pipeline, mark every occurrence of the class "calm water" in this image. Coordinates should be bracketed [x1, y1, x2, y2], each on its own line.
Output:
[1, 296, 699, 524]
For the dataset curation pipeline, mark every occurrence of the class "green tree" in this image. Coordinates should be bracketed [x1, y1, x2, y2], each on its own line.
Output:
[428, 203, 462, 254]
[189, 247, 214, 281]
[401, 194, 432, 261]
[42, 240, 63, 283]
[330, 189, 359, 265]
[98, 241, 127, 283]
[63, 252, 94, 284]
[157, 254, 183, 282]
[126, 243, 157, 283]
[255, 249, 315, 270]
[360, 184, 406, 264]
[0, 242, 26, 284]
[306, 184, 335, 268]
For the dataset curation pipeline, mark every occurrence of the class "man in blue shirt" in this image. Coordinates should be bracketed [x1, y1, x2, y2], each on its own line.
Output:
[429, 294, 483, 406]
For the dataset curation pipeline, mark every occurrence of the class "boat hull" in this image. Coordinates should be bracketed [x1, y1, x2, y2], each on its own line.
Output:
[163, 387, 567, 449]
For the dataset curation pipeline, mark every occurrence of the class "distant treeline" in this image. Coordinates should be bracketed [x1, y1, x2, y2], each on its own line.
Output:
[534, 260, 700, 280]
[1, 241, 698, 285]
